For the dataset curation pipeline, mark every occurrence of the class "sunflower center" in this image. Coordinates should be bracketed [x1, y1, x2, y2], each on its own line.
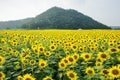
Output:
[118, 46, 120, 49]
[0, 48, 2, 50]
[80, 48, 83, 51]
[88, 70, 93, 74]
[0, 58, 2, 62]
[25, 78, 31, 80]
[112, 69, 119, 75]
[46, 78, 52, 80]
[0, 73, 2, 77]
[69, 57, 73, 62]
[103, 70, 108, 74]
[111, 49, 117, 52]
[74, 55, 77, 59]
[73, 46, 76, 49]
[34, 49, 38, 53]
[101, 54, 107, 58]
[46, 53, 49, 55]
[41, 63, 45, 66]
[51, 46, 55, 49]
[69, 73, 74, 78]
[85, 55, 89, 58]
[64, 60, 68, 63]
[40, 48, 43, 51]
[61, 63, 65, 67]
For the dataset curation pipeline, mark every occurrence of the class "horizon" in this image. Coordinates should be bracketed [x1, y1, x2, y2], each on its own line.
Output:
[0, 0, 120, 27]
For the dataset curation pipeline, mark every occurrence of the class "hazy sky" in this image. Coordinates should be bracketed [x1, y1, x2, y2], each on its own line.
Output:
[0, 0, 120, 26]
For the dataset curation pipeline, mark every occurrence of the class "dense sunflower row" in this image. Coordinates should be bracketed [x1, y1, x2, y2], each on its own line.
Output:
[0, 30, 120, 80]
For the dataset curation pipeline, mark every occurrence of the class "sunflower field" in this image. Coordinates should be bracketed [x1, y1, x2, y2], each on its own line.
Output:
[0, 30, 120, 80]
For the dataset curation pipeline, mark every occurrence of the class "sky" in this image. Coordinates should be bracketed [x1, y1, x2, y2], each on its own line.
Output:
[0, 0, 120, 26]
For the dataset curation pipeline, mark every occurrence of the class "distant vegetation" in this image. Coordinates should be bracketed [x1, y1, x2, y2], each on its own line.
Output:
[0, 7, 111, 29]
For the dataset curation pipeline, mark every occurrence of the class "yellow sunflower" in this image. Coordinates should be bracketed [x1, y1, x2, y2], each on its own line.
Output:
[96, 62, 103, 68]
[66, 70, 77, 80]
[72, 53, 79, 62]
[66, 55, 76, 65]
[38, 59, 47, 69]
[0, 56, 5, 65]
[61, 58, 68, 64]
[17, 75, 23, 80]
[109, 66, 120, 79]
[71, 44, 78, 51]
[30, 60, 36, 66]
[43, 76, 53, 80]
[0, 71, 5, 79]
[23, 74, 35, 80]
[59, 61, 67, 70]
[100, 69, 109, 76]
[49, 44, 56, 51]
[85, 67, 95, 76]
[97, 52, 110, 61]
[44, 51, 51, 57]
[81, 53, 92, 61]
[108, 48, 119, 53]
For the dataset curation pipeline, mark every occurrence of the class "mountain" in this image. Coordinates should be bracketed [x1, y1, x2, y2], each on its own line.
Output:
[0, 18, 33, 29]
[0, 7, 111, 29]
[110, 26, 120, 29]
[22, 7, 110, 29]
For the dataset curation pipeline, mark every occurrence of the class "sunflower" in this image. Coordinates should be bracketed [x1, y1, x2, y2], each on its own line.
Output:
[59, 61, 67, 70]
[61, 58, 68, 64]
[23, 74, 35, 80]
[66, 70, 77, 80]
[81, 53, 92, 61]
[21, 59, 29, 65]
[108, 48, 119, 53]
[72, 53, 79, 62]
[65, 51, 70, 56]
[0, 72, 5, 79]
[71, 44, 78, 51]
[30, 60, 36, 66]
[17, 75, 23, 80]
[97, 52, 110, 61]
[38, 59, 47, 69]
[0, 56, 5, 65]
[109, 66, 120, 79]
[49, 44, 56, 51]
[0, 47, 3, 52]
[67, 56, 76, 65]
[79, 47, 84, 52]
[43, 76, 53, 80]
[85, 67, 95, 76]
[44, 51, 51, 57]
[96, 62, 103, 68]
[100, 69, 109, 76]
[38, 46, 44, 53]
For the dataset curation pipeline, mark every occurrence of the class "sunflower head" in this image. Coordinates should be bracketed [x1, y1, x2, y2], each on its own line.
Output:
[66, 70, 77, 80]
[0, 72, 5, 79]
[17, 75, 23, 80]
[0, 56, 5, 65]
[67, 56, 76, 65]
[43, 76, 53, 80]
[109, 66, 120, 79]
[30, 60, 36, 66]
[44, 51, 51, 57]
[59, 61, 67, 70]
[38, 59, 47, 69]
[85, 67, 95, 76]
[23, 74, 35, 80]
[81, 53, 92, 61]
[100, 69, 109, 76]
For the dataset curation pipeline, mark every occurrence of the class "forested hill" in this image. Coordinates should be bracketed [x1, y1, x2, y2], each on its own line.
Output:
[0, 7, 111, 29]
[22, 7, 110, 29]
